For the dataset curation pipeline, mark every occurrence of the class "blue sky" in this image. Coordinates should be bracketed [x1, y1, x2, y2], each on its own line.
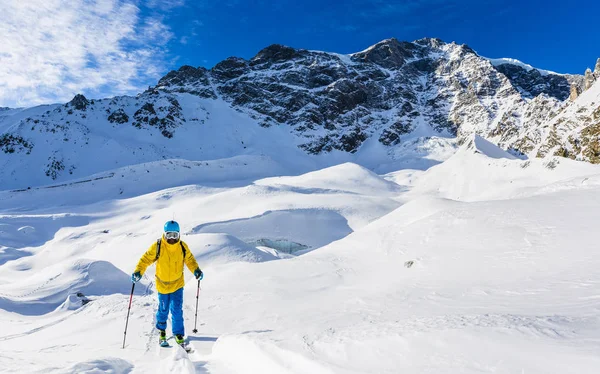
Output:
[0, 0, 597, 107]
[164, 0, 597, 73]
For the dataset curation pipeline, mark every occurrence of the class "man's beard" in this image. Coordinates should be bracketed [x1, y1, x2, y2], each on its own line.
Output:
[166, 238, 179, 245]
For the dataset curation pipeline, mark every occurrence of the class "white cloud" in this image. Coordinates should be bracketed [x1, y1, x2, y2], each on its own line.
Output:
[146, 0, 185, 11]
[0, 0, 178, 107]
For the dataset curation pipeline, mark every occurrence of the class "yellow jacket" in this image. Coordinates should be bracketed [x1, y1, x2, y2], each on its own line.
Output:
[135, 237, 200, 294]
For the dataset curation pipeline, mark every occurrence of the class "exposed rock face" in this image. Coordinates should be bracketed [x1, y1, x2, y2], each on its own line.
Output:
[585, 68, 596, 90]
[68, 94, 90, 111]
[132, 96, 185, 138]
[492, 63, 579, 101]
[595, 58, 600, 76]
[570, 84, 581, 101]
[523, 79, 600, 163]
[156, 65, 216, 98]
[158, 38, 568, 155]
[351, 37, 419, 69]
[150, 45, 600, 165]
[107, 109, 129, 124]
[0, 133, 33, 154]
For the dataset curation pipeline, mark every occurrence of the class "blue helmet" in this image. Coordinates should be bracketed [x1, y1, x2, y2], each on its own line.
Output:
[164, 220, 180, 233]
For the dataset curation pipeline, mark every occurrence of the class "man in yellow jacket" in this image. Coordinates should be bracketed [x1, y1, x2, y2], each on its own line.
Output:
[131, 220, 203, 347]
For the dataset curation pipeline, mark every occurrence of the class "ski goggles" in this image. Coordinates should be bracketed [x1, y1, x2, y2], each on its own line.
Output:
[165, 231, 180, 240]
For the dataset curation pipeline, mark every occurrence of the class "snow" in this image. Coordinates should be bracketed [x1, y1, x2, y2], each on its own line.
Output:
[486, 57, 561, 76]
[2, 133, 600, 373]
[409, 134, 600, 201]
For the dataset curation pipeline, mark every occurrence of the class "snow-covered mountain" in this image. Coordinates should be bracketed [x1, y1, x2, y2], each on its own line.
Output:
[3, 37, 600, 374]
[2, 135, 600, 372]
[0, 37, 598, 191]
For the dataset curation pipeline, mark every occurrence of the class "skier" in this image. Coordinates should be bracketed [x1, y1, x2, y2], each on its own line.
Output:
[131, 220, 203, 348]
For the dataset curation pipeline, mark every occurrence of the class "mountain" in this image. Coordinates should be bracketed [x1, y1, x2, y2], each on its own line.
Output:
[0, 37, 598, 190]
[3, 134, 600, 372]
[3, 39, 600, 374]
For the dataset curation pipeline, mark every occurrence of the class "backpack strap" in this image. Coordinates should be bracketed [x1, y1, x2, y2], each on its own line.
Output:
[155, 238, 161, 262]
[180, 242, 186, 258]
[155, 238, 186, 262]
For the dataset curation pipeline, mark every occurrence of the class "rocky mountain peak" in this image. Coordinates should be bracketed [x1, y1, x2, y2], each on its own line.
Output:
[250, 44, 306, 67]
[145, 37, 588, 157]
[351, 37, 419, 69]
[157, 65, 208, 87]
[156, 65, 215, 98]
[212, 57, 249, 81]
[68, 94, 89, 111]
[414, 37, 446, 49]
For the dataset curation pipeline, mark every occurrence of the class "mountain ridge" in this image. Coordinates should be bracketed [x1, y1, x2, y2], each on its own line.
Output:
[0, 37, 598, 190]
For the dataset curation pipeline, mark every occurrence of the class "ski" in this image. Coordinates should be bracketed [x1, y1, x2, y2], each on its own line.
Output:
[181, 344, 193, 353]
[176, 340, 193, 353]
[160, 334, 192, 352]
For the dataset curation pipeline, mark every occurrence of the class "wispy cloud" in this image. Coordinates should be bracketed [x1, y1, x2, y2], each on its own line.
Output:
[146, 0, 186, 11]
[0, 0, 182, 108]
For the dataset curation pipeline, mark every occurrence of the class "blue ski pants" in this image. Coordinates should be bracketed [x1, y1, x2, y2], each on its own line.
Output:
[155, 287, 184, 336]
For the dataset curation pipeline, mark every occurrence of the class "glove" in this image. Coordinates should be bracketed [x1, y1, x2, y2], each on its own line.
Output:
[131, 271, 141, 283]
[194, 268, 203, 280]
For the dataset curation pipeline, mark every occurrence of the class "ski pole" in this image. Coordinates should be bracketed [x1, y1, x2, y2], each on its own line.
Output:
[122, 282, 135, 349]
[192, 279, 201, 333]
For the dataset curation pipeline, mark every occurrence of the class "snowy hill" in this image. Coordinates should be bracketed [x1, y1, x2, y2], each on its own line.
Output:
[1, 38, 599, 190]
[409, 134, 600, 201]
[2, 137, 600, 372]
[2, 37, 600, 373]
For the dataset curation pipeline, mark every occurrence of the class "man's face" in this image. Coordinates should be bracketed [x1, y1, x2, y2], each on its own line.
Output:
[165, 231, 180, 245]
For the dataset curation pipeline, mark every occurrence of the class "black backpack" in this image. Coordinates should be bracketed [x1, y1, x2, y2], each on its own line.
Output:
[155, 238, 186, 261]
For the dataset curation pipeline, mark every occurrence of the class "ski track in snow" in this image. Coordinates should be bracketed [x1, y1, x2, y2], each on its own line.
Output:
[1, 138, 600, 372]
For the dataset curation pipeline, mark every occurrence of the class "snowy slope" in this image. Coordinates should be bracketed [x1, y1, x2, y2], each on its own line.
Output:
[0, 93, 319, 190]
[0, 162, 401, 319]
[2, 135, 600, 373]
[409, 134, 600, 201]
[2, 37, 600, 374]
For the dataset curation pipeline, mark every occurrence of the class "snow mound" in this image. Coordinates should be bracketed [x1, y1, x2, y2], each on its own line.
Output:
[0, 247, 32, 266]
[58, 358, 133, 374]
[190, 209, 352, 251]
[188, 233, 279, 265]
[410, 135, 600, 201]
[0, 259, 135, 315]
[0, 214, 90, 249]
[256, 162, 402, 196]
[56, 293, 87, 311]
[157, 346, 195, 374]
[75, 260, 134, 297]
[466, 134, 517, 160]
